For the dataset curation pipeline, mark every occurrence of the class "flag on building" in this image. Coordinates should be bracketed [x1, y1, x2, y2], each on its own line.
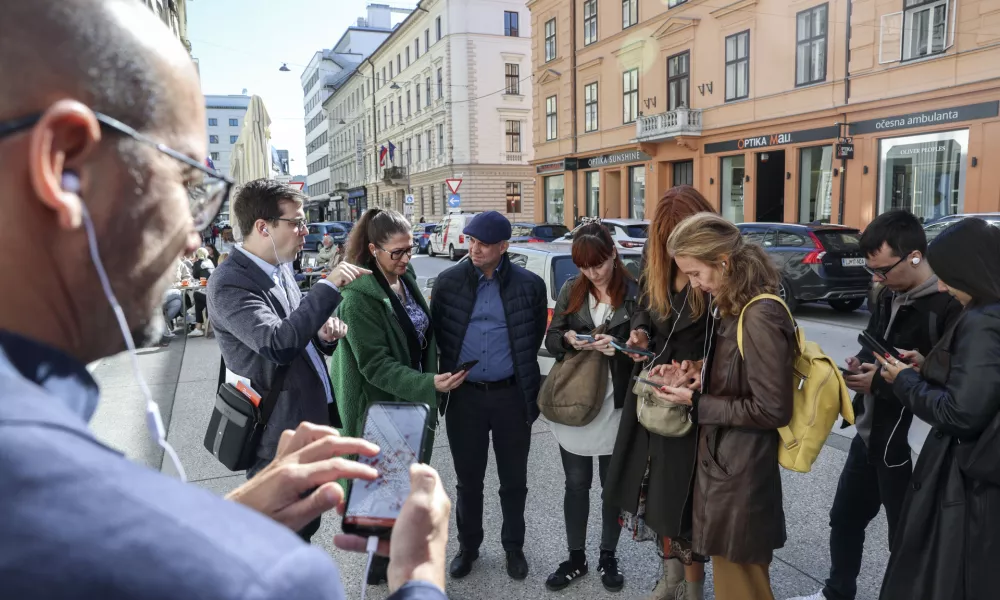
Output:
[205, 156, 216, 171]
[379, 145, 388, 167]
[388, 141, 396, 164]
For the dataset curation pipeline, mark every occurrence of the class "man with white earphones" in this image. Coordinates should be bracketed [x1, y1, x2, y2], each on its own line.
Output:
[788, 211, 961, 600]
[0, 1, 450, 599]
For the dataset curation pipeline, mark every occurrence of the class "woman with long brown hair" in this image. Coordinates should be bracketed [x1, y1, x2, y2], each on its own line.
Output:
[656, 213, 797, 600]
[603, 185, 716, 600]
[543, 222, 637, 593]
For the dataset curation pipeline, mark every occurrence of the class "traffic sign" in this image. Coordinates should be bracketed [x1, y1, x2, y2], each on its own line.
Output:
[447, 193, 461, 209]
[404, 204, 414, 215]
[445, 178, 462, 194]
[404, 194, 415, 204]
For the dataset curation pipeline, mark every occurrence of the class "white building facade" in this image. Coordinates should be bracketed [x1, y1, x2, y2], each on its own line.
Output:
[141, 0, 191, 52]
[205, 94, 251, 179]
[324, 0, 536, 224]
[302, 4, 400, 212]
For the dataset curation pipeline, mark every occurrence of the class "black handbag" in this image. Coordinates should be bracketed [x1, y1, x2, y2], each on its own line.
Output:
[204, 356, 289, 472]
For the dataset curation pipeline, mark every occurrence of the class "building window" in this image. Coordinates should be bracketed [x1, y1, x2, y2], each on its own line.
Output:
[668, 0, 688, 6]
[406, 91, 412, 117]
[426, 78, 431, 106]
[441, 183, 448, 213]
[437, 68, 443, 98]
[209, 135, 219, 144]
[721, 155, 746, 222]
[584, 82, 599, 133]
[415, 86, 421, 111]
[397, 55, 401, 73]
[545, 96, 558, 141]
[545, 175, 565, 223]
[504, 11, 519, 36]
[229, 118, 239, 126]
[506, 120, 521, 153]
[208, 118, 218, 126]
[406, 47, 411, 67]
[584, 0, 598, 45]
[796, 4, 828, 86]
[725, 30, 750, 101]
[427, 129, 433, 157]
[415, 39, 420, 60]
[506, 182, 522, 213]
[585, 171, 600, 216]
[437, 124, 444, 155]
[878, 129, 968, 219]
[799, 146, 834, 223]
[505, 63, 520, 95]
[382, 66, 387, 83]
[390, 103, 394, 125]
[544, 19, 557, 62]
[629, 165, 646, 219]
[398, 96, 402, 121]
[229, 135, 238, 143]
[416, 133, 422, 162]
[903, 0, 949, 60]
[622, 68, 639, 124]
[673, 160, 694, 186]
[425, 29, 430, 51]
[667, 51, 690, 110]
[622, 0, 637, 29]
[389, 62, 394, 79]
[436, 16, 442, 40]
[210, 152, 220, 161]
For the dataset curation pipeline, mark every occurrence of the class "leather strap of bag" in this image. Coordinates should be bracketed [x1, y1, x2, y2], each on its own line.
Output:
[218, 354, 291, 424]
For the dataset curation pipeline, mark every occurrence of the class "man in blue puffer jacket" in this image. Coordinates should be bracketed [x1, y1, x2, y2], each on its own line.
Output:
[430, 211, 548, 582]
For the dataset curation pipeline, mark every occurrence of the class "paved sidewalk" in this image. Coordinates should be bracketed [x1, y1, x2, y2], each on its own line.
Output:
[88, 318, 889, 600]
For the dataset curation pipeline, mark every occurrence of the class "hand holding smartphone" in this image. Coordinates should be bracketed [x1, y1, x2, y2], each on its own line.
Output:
[858, 332, 906, 363]
[573, 334, 598, 344]
[610, 340, 655, 358]
[456, 359, 479, 373]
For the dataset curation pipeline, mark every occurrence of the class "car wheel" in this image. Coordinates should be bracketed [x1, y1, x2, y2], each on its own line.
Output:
[829, 298, 865, 313]
[777, 278, 799, 312]
[428, 245, 436, 257]
[448, 245, 457, 261]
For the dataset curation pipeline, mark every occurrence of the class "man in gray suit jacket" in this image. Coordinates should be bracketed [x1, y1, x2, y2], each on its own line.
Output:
[208, 179, 370, 539]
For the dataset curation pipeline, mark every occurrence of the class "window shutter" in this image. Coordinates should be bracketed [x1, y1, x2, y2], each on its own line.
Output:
[945, 0, 957, 51]
[879, 11, 904, 64]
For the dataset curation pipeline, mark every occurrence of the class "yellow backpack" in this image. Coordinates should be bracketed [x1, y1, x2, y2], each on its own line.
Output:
[736, 294, 855, 473]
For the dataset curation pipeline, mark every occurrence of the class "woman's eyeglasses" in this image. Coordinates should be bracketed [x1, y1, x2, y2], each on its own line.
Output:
[378, 245, 413, 261]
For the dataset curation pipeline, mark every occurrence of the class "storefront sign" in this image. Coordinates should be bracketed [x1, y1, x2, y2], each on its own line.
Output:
[348, 188, 366, 199]
[704, 125, 839, 154]
[535, 158, 580, 174]
[836, 143, 855, 159]
[582, 151, 650, 169]
[851, 102, 999, 135]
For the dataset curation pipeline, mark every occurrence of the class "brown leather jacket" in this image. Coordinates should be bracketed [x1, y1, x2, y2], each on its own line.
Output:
[691, 298, 796, 564]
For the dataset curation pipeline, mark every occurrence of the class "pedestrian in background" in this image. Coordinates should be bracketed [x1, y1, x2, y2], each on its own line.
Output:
[604, 186, 716, 600]
[187, 247, 214, 337]
[317, 234, 336, 265]
[877, 217, 1000, 600]
[331, 207, 467, 585]
[430, 211, 548, 581]
[661, 213, 797, 600]
[542, 221, 635, 593]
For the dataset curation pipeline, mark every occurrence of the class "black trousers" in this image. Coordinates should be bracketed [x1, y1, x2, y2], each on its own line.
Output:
[560, 447, 621, 553]
[823, 434, 911, 600]
[446, 382, 532, 552]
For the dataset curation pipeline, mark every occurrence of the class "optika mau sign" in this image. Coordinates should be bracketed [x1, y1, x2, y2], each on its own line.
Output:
[738, 133, 794, 149]
[704, 125, 839, 154]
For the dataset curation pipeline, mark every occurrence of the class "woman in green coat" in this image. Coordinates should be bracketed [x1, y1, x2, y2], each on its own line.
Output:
[330, 208, 467, 584]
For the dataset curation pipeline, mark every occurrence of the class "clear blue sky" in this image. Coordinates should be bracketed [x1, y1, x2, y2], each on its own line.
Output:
[188, 0, 413, 174]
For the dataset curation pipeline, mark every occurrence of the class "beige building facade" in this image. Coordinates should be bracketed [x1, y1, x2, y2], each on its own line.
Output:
[528, 0, 1000, 229]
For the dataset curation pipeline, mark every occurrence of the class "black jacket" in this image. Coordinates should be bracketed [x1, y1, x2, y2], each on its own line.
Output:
[430, 255, 548, 421]
[856, 284, 962, 464]
[603, 261, 710, 540]
[879, 303, 1000, 600]
[544, 277, 639, 410]
[192, 259, 215, 281]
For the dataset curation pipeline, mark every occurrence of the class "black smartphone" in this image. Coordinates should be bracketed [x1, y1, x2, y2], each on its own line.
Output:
[858, 331, 906, 363]
[838, 366, 856, 375]
[342, 402, 430, 539]
[610, 340, 655, 358]
[456, 359, 479, 373]
[633, 375, 663, 388]
[574, 334, 598, 343]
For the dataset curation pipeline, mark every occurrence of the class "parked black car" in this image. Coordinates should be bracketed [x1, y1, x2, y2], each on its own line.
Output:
[510, 222, 571, 243]
[737, 223, 871, 312]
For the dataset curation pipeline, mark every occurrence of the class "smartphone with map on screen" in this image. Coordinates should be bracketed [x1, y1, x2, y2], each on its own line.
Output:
[342, 402, 431, 539]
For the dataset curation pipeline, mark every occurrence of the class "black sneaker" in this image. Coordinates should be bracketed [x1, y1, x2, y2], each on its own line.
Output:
[598, 551, 624, 592]
[545, 558, 588, 591]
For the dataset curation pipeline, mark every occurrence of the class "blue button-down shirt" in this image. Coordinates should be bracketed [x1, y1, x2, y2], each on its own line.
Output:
[458, 257, 514, 382]
[236, 246, 335, 404]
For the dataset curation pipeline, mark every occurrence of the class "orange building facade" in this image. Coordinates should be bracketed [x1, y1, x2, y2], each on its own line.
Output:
[527, 0, 1000, 229]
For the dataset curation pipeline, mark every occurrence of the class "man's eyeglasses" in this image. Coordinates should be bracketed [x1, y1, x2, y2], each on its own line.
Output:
[275, 217, 308, 231]
[0, 111, 232, 231]
[864, 256, 906, 280]
[378, 245, 413, 261]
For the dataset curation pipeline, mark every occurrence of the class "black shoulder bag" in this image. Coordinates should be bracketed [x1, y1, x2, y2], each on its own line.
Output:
[203, 356, 290, 471]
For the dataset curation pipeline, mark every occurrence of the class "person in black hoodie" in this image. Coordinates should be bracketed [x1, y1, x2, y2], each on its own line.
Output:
[876, 217, 1000, 600]
[789, 211, 962, 600]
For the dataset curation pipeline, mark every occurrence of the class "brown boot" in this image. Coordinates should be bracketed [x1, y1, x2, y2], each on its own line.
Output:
[673, 578, 705, 600]
[645, 558, 684, 600]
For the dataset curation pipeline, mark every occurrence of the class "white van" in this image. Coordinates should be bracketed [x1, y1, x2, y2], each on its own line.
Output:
[429, 212, 481, 261]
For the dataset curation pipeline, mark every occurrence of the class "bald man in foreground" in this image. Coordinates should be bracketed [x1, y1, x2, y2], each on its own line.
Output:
[0, 1, 449, 598]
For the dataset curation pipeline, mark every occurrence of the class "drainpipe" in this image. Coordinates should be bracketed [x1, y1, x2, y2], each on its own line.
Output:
[837, 116, 847, 225]
[569, 0, 579, 225]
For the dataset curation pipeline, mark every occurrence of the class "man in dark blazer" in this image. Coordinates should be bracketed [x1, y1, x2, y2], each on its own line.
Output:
[208, 179, 370, 540]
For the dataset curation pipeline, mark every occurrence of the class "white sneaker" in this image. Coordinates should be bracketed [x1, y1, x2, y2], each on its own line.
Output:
[786, 591, 825, 600]
[188, 329, 205, 338]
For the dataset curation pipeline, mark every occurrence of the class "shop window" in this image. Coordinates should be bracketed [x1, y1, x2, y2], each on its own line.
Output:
[725, 30, 750, 102]
[629, 165, 646, 220]
[878, 129, 967, 221]
[667, 51, 690, 110]
[796, 4, 828, 86]
[545, 175, 565, 223]
[584, 83, 599, 133]
[721, 155, 746, 222]
[799, 146, 834, 223]
[586, 171, 600, 217]
[584, 0, 598, 46]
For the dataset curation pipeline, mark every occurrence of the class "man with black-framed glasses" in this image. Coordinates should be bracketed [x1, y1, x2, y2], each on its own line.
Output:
[0, 2, 451, 600]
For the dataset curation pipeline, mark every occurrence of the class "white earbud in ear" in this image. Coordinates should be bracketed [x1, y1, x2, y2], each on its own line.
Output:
[262, 226, 269, 236]
[912, 256, 921, 265]
[722, 261, 727, 267]
[62, 171, 81, 193]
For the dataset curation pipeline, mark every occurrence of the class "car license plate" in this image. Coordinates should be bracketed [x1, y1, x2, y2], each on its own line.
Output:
[842, 257, 866, 267]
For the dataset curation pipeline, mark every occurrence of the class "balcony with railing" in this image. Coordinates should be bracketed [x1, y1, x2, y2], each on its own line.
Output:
[635, 106, 703, 143]
[383, 166, 407, 184]
[503, 152, 524, 163]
